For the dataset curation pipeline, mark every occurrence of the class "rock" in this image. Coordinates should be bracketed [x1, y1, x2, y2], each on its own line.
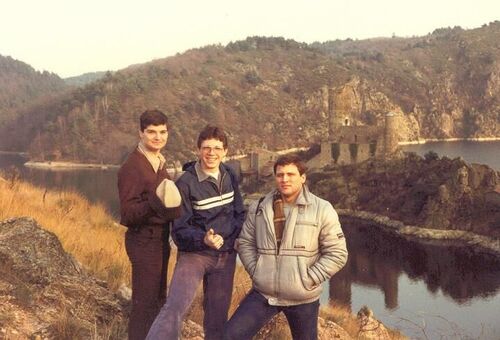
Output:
[117, 283, 132, 301]
[0, 216, 209, 339]
[181, 319, 204, 340]
[318, 317, 353, 339]
[357, 306, 390, 340]
[255, 313, 353, 339]
[0, 217, 127, 339]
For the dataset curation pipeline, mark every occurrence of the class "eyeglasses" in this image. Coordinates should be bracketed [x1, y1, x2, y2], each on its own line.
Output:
[201, 146, 225, 153]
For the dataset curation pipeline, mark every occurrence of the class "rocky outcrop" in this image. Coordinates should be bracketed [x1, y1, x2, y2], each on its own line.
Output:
[0, 217, 127, 339]
[0, 217, 207, 340]
[309, 154, 500, 239]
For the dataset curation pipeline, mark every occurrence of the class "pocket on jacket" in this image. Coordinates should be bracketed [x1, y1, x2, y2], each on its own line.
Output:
[252, 254, 275, 296]
[292, 220, 318, 250]
[297, 257, 319, 291]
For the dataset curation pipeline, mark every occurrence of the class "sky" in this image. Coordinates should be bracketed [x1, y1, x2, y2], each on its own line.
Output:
[1, 0, 498, 78]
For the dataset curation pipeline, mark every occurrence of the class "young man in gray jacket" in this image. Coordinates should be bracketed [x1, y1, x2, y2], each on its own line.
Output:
[225, 154, 348, 340]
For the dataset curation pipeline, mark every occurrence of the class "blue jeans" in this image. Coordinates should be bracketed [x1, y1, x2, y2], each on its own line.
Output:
[146, 251, 236, 340]
[224, 290, 319, 340]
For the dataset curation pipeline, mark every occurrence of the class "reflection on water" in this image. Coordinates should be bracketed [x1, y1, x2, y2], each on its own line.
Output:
[329, 218, 500, 312]
[0, 154, 120, 218]
[325, 218, 500, 338]
[401, 140, 500, 170]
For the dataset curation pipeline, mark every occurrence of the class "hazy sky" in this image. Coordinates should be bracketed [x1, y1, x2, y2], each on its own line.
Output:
[1, 0, 498, 78]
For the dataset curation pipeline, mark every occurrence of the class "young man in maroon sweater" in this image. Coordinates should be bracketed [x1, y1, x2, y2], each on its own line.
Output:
[117, 109, 181, 340]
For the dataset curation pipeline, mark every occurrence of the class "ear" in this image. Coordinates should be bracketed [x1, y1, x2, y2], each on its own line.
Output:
[301, 173, 306, 184]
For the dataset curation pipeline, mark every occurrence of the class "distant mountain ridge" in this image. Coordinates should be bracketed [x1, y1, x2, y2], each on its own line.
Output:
[64, 71, 109, 87]
[0, 22, 498, 164]
[0, 55, 67, 125]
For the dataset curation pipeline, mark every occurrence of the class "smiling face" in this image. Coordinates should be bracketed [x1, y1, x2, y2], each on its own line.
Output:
[275, 163, 306, 203]
[139, 124, 168, 154]
[198, 138, 227, 172]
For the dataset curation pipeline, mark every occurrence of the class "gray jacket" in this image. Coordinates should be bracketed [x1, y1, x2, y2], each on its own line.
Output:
[238, 186, 348, 306]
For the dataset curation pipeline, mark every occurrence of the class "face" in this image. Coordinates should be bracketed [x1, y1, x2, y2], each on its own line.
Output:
[275, 164, 306, 203]
[139, 124, 168, 153]
[198, 138, 227, 172]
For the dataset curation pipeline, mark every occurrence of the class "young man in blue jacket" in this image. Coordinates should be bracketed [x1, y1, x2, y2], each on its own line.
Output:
[147, 125, 246, 340]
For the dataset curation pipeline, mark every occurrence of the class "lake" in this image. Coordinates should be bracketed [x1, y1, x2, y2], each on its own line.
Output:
[1, 140, 499, 339]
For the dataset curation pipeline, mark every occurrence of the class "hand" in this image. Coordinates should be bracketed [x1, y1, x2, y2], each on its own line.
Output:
[204, 228, 224, 250]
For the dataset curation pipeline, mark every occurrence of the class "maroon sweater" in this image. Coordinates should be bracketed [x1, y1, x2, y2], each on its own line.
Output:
[118, 149, 180, 228]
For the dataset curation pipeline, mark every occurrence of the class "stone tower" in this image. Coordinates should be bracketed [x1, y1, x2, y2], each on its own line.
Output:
[384, 112, 398, 156]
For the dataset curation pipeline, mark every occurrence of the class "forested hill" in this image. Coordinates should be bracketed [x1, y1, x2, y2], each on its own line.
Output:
[0, 55, 68, 126]
[0, 22, 498, 164]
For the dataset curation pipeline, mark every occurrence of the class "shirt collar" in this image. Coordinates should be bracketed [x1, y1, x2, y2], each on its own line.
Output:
[194, 161, 220, 182]
[137, 142, 166, 173]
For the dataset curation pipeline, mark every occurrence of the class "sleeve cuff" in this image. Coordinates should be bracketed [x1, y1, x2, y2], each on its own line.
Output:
[147, 191, 181, 221]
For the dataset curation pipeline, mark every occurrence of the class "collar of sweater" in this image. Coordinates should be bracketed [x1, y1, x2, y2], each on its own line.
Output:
[137, 142, 166, 173]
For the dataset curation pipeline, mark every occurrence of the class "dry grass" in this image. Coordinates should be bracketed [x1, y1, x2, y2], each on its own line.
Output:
[320, 304, 361, 336]
[0, 175, 130, 291]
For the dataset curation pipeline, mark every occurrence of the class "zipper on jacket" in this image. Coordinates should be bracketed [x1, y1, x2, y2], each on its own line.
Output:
[207, 171, 226, 199]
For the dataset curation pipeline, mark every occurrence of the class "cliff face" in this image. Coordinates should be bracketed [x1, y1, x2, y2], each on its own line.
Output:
[0, 23, 498, 163]
[308, 154, 500, 238]
[0, 217, 127, 339]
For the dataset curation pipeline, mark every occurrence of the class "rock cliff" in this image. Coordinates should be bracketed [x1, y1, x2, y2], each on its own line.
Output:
[0, 217, 127, 339]
[308, 153, 500, 239]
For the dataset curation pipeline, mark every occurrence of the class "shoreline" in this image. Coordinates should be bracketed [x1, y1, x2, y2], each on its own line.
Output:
[24, 161, 120, 170]
[0, 151, 28, 156]
[399, 136, 500, 145]
[338, 209, 500, 256]
[23, 160, 182, 176]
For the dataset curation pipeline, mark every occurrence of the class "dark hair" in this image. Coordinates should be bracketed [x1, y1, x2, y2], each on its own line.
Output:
[273, 154, 308, 175]
[140, 110, 169, 131]
[197, 125, 228, 149]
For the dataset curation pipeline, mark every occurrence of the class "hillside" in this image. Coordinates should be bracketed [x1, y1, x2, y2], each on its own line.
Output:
[0, 22, 498, 164]
[0, 55, 67, 126]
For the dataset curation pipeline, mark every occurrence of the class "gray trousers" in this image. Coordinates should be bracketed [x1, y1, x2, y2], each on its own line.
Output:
[146, 250, 236, 340]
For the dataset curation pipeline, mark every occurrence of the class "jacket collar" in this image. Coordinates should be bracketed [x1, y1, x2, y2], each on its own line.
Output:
[194, 161, 221, 182]
[267, 185, 312, 206]
[183, 160, 227, 183]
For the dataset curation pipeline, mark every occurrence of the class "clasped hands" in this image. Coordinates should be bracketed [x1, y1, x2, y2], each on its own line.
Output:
[204, 228, 224, 250]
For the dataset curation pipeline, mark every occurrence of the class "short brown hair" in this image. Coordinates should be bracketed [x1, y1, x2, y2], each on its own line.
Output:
[273, 154, 307, 175]
[197, 125, 228, 149]
[140, 109, 169, 131]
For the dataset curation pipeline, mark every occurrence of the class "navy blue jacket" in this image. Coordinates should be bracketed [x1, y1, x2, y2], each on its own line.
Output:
[172, 161, 246, 254]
